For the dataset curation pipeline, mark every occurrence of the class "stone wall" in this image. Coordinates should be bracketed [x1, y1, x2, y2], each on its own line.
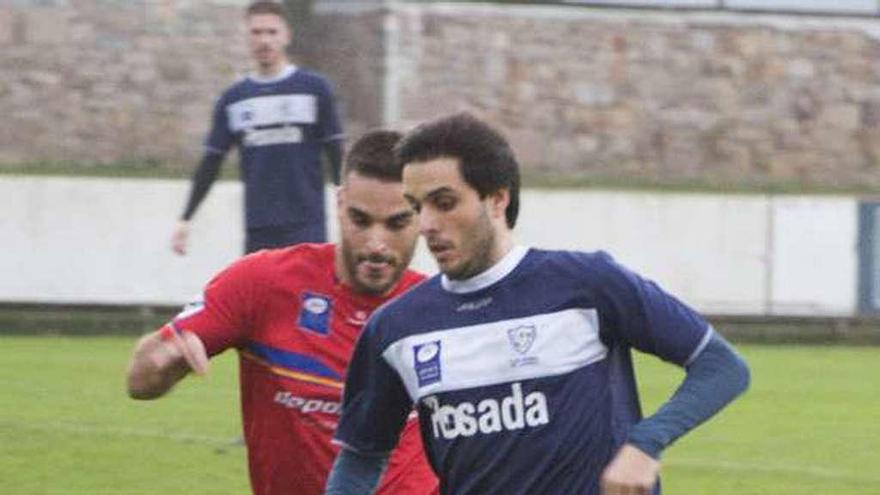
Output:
[5, 1, 880, 188]
[0, 0, 251, 168]
[368, 4, 880, 188]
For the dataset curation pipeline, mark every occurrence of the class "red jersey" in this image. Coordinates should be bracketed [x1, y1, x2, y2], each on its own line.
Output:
[171, 243, 438, 495]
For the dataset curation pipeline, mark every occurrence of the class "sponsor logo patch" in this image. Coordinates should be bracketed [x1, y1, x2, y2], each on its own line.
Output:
[413, 341, 442, 387]
[423, 382, 550, 440]
[274, 391, 341, 414]
[298, 292, 332, 335]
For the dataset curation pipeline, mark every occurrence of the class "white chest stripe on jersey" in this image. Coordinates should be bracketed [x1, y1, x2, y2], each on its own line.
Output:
[382, 308, 607, 402]
[227, 94, 318, 131]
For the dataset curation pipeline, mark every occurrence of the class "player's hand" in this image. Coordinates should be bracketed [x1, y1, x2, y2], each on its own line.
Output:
[154, 326, 210, 375]
[600, 444, 660, 495]
[171, 220, 190, 256]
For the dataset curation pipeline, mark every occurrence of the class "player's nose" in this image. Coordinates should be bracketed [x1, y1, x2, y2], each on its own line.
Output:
[418, 207, 440, 236]
[363, 227, 391, 254]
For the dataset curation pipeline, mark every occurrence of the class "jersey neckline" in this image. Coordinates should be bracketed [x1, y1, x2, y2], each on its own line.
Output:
[440, 245, 529, 294]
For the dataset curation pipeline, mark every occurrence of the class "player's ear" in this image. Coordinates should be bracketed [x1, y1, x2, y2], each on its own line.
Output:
[336, 185, 346, 211]
[486, 188, 510, 221]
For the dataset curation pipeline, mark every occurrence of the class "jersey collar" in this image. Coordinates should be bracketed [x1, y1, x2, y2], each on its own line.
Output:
[441, 245, 529, 294]
[248, 64, 296, 84]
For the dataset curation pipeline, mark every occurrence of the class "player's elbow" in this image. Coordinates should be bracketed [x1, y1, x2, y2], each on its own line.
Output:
[729, 352, 751, 398]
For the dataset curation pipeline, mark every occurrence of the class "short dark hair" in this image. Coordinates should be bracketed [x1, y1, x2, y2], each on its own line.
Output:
[343, 130, 405, 183]
[245, 1, 290, 23]
[396, 112, 520, 228]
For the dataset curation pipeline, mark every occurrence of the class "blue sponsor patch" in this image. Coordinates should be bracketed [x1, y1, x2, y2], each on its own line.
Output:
[413, 341, 442, 387]
[297, 293, 332, 335]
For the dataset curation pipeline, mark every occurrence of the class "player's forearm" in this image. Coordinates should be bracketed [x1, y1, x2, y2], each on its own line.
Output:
[626, 331, 750, 458]
[323, 140, 343, 186]
[180, 152, 224, 221]
[324, 446, 388, 495]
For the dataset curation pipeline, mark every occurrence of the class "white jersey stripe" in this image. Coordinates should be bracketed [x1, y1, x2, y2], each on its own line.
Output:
[227, 94, 318, 131]
[382, 308, 607, 401]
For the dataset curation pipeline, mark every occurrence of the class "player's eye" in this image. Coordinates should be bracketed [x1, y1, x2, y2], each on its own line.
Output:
[386, 214, 413, 232]
[405, 198, 422, 214]
[349, 211, 371, 228]
[433, 195, 457, 212]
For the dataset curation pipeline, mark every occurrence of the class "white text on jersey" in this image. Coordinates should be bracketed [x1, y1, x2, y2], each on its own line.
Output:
[423, 382, 549, 440]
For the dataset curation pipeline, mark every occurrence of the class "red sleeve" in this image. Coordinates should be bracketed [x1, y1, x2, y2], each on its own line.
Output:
[170, 254, 265, 356]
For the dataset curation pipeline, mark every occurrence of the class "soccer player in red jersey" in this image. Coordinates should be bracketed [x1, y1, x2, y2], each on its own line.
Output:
[126, 130, 439, 495]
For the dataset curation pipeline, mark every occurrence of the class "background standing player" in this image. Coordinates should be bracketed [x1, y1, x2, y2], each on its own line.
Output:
[172, 1, 344, 255]
[129, 130, 438, 495]
[326, 113, 750, 495]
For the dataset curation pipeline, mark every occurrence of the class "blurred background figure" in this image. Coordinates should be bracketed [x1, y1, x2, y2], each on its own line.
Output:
[172, 0, 344, 256]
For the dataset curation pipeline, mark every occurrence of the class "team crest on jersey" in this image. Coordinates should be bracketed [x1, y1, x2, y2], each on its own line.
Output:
[508, 325, 538, 367]
[413, 341, 442, 387]
[297, 292, 332, 336]
[508, 325, 537, 354]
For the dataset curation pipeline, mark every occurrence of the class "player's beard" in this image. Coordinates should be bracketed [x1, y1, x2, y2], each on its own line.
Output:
[340, 238, 411, 297]
[442, 205, 497, 281]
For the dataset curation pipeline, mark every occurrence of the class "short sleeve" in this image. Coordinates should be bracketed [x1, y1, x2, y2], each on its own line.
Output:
[316, 78, 343, 143]
[204, 92, 235, 155]
[335, 316, 413, 455]
[591, 252, 710, 367]
[171, 256, 262, 356]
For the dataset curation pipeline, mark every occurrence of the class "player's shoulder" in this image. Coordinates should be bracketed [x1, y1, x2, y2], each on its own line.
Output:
[369, 275, 443, 327]
[521, 248, 633, 292]
[232, 242, 332, 274]
[253, 242, 333, 268]
[289, 68, 335, 92]
[398, 268, 429, 290]
[217, 75, 253, 101]
[528, 247, 620, 274]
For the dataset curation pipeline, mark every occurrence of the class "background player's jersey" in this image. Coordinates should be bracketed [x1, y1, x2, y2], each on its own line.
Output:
[171, 243, 438, 495]
[336, 247, 711, 495]
[205, 66, 343, 230]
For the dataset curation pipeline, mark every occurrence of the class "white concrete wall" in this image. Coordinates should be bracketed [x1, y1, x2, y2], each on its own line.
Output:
[0, 177, 858, 316]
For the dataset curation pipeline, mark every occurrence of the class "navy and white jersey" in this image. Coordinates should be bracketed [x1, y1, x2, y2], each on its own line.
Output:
[205, 66, 343, 230]
[335, 247, 711, 495]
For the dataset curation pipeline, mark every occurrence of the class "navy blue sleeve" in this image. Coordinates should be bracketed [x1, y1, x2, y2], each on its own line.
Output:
[592, 252, 709, 366]
[334, 316, 414, 455]
[324, 139, 343, 186]
[627, 331, 750, 458]
[204, 92, 235, 154]
[181, 152, 224, 221]
[324, 447, 389, 495]
[317, 77, 343, 143]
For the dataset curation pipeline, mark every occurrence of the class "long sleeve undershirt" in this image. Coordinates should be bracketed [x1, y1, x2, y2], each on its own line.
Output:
[180, 152, 224, 221]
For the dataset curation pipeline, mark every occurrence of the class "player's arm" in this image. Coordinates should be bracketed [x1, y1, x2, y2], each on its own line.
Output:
[326, 313, 413, 494]
[173, 87, 233, 255]
[601, 331, 750, 494]
[323, 139, 344, 186]
[172, 151, 225, 255]
[317, 76, 345, 186]
[590, 252, 750, 494]
[126, 325, 210, 400]
[325, 447, 389, 495]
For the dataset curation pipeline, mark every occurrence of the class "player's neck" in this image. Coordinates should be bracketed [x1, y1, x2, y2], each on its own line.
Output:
[255, 60, 291, 79]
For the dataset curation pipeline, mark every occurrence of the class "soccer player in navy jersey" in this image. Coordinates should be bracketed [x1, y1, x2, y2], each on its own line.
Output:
[172, 1, 344, 255]
[326, 113, 750, 495]
[128, 130, 438, 495]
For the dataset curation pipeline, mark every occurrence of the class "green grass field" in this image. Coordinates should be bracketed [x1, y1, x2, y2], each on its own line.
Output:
[0, 336, 877, 494]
